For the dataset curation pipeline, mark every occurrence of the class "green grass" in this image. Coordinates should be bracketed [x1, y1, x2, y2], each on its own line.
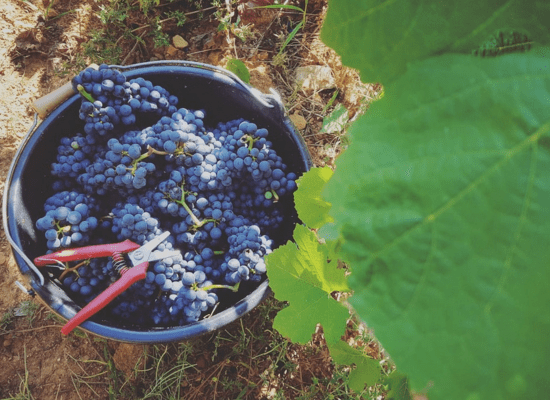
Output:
[16, 301, 41, 327]
[1, 346, 35, 400]
[0, 309, 15, 332]
[46, 296, 378, 399]
[254, 0, 308, 55]
[138, 342, 196, 399]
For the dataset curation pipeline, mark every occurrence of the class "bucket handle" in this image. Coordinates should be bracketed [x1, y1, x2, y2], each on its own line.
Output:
[31, 60, 284, 122]
[111, 60, 284, 113]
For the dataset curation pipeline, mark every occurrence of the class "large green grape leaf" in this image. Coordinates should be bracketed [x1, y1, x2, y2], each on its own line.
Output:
[323, 52, 550, 399]
[265, 224, 349, 344]
[321, 0, 550, 84]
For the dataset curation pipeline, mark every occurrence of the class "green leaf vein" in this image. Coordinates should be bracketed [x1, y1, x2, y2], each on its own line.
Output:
[485, 139, 539, 313]
[392, 72, 550, 126]
[341, 0, 399, 27]
[451, 0, 515, 50]
[367, 120, 550, 268]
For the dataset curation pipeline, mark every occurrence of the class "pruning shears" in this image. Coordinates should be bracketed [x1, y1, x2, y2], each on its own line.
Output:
[34, 231, 179, 335]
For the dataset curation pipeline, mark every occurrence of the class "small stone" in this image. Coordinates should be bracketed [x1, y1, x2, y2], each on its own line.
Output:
[289, 112, 307, 130]
[113, 343, 147, 378]
[45, 8, 59, 17]
[165, 45, 179, 57]
[196, 354, 207, 369]
[294, 65, 336, 94]
[207, 51, 221, 66]
[172, 35, 188, 49]
[3, 339, 11, 347]
[203, 33, 221, 50]
[249, 64, 275, 93]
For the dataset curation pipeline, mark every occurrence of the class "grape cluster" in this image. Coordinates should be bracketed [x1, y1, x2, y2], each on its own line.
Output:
[35, 191, 100, 250]
[110, 201, 161, 243]
[35, 66, 300, 328]
[222, 224, 272, 284]
[72, 64, 178, 137]
[77, 138, 157, 195]
[51, 133, 96, 179]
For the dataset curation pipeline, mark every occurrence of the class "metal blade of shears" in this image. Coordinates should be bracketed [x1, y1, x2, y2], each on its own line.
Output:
[127, 231, 171, 266]
[148, 250, 181, 263]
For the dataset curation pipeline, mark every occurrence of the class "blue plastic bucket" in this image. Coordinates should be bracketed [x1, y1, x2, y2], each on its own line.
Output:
[3, 61, 312, 343]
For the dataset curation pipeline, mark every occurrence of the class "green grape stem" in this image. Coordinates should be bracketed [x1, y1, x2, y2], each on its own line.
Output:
[164, 182, 223, 229]
[173, 143, 189, 158]
[242, 135, 258, 151]
[147, 144, 193, 165]
[191, 218, 217, 230]
[54, 220, 70, 237]
[135, 150, 153, 164]
[125, 149, 154, 175]
[200, 282, 240, 292]
[180, 201, 202, 227]
[147, 145, 169, 156]
[59, 259, 89, 281]
[76, 84, 95, 103]
[164, 182, 203, 227]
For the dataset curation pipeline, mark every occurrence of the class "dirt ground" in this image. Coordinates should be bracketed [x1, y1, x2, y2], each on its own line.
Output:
[0, 1, 379, 398]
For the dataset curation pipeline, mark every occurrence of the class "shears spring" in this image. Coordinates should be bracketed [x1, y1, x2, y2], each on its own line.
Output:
[112, 251, 129, 275]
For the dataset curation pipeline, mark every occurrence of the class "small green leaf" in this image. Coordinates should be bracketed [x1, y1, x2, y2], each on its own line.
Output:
[294, 166, 334, 229]
[265, 224, 349, 344]
[320, 104, 349, 134]
[226, 58, 250, 84]
[322, 90, 339, 113]
[279, 21, 304, 55]
[327, 340, 382, 391]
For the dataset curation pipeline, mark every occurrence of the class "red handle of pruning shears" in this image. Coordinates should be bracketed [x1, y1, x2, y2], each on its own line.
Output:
[60, 262, 149, 335]
[33, 231, 175, 335]
[34, 240, 141, 266]
[33, 239, 144, 335]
